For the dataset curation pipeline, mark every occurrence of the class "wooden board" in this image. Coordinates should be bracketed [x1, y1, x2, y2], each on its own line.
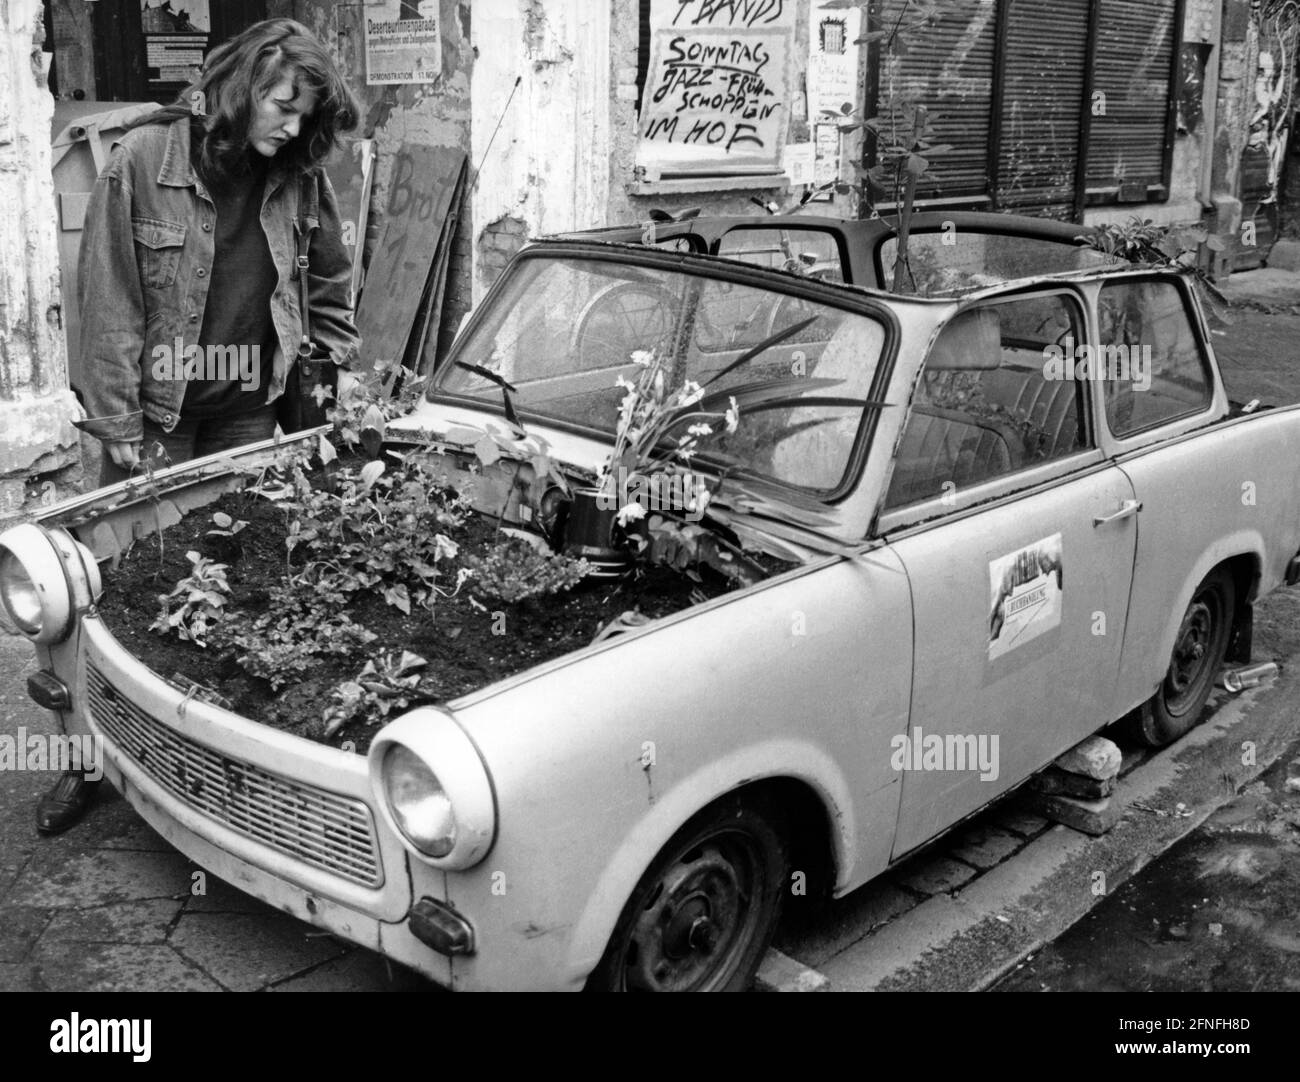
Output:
[355, 144, 467, 373]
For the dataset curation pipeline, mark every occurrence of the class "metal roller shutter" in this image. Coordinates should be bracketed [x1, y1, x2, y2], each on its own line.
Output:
[994, 0, 1090, 219]
[1084, 0, 1179, 200]
[876, 0, 998, 200]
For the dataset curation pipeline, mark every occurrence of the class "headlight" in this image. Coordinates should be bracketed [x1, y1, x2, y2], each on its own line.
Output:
[369, 708, 496, 869]
[0, 525, 100, 644]
[0, 550, 43, 635]
[383, 745, 456, 857]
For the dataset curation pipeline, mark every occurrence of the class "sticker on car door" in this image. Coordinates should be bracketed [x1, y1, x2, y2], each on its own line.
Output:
[988, 534, 1063, 660]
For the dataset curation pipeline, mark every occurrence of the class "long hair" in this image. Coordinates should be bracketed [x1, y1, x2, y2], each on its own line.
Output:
[127, 18, 359, 182]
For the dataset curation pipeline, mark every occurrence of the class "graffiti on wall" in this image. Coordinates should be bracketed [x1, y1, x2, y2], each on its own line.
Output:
[1254, 0, 1299, 204]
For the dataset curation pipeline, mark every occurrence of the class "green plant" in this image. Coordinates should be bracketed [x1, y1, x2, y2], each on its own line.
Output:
[598, 349, 738, 524]
[327, 360, 432, 456]
[149, 550, 231, 647]
[826, 0, 949, 291]
[215, 584, 378, 691]
[1079, 215, 1232, 324]
[463, 537, 590, 604]
[323, 650, 431, 736]
[283, 453, 469, 613]
[206, 511, 247, 540]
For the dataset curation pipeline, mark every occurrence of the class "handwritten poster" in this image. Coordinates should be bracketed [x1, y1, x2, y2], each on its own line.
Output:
[637, 0, 796, 178]
[364, 0, 442, 85]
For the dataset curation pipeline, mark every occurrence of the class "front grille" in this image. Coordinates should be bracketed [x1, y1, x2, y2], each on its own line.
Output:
[87, 664, 382, 888]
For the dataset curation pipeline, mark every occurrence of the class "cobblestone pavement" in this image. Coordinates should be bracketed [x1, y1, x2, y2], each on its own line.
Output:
[0, 634, 423, 992]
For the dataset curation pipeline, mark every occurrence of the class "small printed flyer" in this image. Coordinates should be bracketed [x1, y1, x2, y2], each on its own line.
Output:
[364, 0, 442, 85]
[988, 534, 1064, 661]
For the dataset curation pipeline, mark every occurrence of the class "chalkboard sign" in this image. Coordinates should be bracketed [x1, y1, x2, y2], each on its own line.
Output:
[636, 0, 795, 179]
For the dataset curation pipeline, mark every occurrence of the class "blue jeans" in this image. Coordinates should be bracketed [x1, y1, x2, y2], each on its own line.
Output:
[99, 403, 278, 486]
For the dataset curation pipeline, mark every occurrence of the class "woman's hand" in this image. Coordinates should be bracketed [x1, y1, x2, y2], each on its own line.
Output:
[105, 441, 142, 469]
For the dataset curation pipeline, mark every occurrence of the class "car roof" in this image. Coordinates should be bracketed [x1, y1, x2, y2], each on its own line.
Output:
[556, 210, 1097, 246]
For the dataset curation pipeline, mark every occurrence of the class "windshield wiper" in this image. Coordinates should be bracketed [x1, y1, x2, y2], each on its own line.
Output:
[454, 361, 523, 430]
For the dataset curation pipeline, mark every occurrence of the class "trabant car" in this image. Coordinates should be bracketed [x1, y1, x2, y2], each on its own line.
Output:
[4, 217, 1299, 992]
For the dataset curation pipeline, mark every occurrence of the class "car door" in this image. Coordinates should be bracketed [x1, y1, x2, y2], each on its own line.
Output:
[1090, 273, 1270, 715]
[876, 285, 1139, 857]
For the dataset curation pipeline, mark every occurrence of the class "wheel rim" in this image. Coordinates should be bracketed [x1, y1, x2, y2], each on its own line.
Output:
[619, 832, 765, 992]
[1164, 592, 1220, 716]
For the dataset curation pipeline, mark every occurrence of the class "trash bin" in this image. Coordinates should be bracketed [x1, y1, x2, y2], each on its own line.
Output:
[51, 101, 161, 397]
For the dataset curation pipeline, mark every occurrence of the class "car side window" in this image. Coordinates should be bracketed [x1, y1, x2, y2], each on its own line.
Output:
[885, 293, 1089, 509]
[1099, 278, 1213, 438]
[716, 228, 847, 283]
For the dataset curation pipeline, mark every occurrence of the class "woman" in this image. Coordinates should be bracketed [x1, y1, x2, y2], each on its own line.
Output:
[74, 17, 361, 485]
[41, 19, 361, 835]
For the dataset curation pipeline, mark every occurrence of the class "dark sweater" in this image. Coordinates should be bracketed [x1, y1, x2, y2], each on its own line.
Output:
[183, 153, 277, 416]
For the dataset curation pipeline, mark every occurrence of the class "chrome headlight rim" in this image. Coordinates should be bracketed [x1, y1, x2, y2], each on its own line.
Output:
[368, 708, 496, 870]
[0, 524, 97, 645]
[382, 744, 456, 857]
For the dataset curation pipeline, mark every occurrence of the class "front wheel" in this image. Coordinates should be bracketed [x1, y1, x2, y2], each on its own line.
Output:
[1124, 568, 1235, 747]
[587, 799, 788, 991]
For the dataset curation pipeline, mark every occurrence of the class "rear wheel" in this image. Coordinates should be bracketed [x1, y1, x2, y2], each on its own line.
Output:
[1124, 568, 1235, 747]
[587, 799, 788, 991]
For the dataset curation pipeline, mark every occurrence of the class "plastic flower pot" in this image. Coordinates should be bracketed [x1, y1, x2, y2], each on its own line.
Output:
[563, 487, 631, 580]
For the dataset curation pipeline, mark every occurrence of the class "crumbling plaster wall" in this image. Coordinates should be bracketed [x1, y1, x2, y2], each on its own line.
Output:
[469, 0, 612, 300]
[605, 0, 811, 226]
[1209, 0, 1261, 238]
[470, 1, 821, 300]
[0, 0, 82, 521]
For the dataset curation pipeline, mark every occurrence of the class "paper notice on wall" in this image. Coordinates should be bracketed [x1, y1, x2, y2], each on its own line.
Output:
[141, 1, 209, 33]
[807, 2, 860, 120]
[988, 534, 1064, 662]
[813, 122, 840, 186]
[364, 0, 442, 85]
[141, 0, 209, 88]
[636, 0, 796, 178]
[783, 142, 815, 186]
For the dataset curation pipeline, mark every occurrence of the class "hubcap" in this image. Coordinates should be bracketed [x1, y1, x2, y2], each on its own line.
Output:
[1166, 597, 1216, 713]
[621, 836, 761, 991]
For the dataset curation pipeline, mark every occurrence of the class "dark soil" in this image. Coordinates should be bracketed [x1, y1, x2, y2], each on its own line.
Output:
[96, 475, 762, 753]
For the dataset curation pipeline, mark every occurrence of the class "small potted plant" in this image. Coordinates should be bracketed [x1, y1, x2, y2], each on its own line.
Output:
[564, 349, 739, 577]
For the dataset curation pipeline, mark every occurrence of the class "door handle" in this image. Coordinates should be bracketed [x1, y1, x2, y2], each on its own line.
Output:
[1093, 499, 1142, 527]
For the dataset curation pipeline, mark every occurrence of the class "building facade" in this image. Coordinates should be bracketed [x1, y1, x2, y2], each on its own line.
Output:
[0, 0, 1294, 521]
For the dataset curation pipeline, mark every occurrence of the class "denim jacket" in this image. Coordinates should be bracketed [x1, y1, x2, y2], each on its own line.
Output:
[75, 116, 360, 443]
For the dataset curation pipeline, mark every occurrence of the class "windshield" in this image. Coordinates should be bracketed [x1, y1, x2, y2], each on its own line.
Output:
[430, 255, 889, 493]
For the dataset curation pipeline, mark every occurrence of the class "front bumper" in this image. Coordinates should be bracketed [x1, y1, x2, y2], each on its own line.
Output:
[56, 616, 455, 987]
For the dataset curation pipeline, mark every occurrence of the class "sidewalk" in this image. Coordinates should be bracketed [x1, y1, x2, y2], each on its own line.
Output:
[1215, 246, 1300, 312]
[0, 633, 423, 992]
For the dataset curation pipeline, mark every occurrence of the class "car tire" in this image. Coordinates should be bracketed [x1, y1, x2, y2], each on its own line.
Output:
[586, 797, 788, 992]
[1124, 568, 1235, 747]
